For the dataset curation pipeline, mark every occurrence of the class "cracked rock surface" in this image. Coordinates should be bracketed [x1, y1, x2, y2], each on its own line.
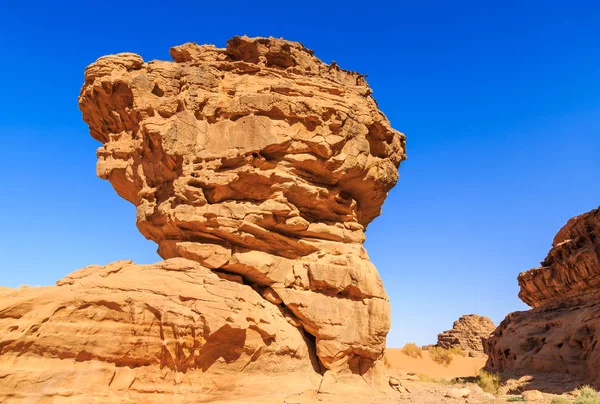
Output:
[0, 36, 405, 402]
[484, 206, 600, 387]
[0, 259, 320, 402]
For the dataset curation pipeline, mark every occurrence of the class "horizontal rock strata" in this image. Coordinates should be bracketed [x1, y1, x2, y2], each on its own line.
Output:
[0, 259, 319, 402]
[436, 314, 495, 357]
[485, 207, 600, 387]
[0, 36, 405, 401]
[77, 35, 405, 376]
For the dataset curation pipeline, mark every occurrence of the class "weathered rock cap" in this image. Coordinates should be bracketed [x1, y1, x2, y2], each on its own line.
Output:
[518, 206, 600, 308]
[170, 36, 371, 87]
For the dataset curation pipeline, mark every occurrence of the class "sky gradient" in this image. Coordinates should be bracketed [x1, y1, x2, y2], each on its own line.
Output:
[1, 0, 599, 346]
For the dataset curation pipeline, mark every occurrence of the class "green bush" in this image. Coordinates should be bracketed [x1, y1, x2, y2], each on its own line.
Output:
[573, 386, 600, 404]
[576, 386, 598, 398]
[506, 398, 525, 402]
[428, 346, 453, 366]
[401, 342, 423, 359]
[575, 397, 600, 404]
[551, 397, 572, 404]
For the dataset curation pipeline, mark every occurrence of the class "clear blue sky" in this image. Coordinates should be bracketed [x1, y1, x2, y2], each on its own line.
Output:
[1, 1, 598, 347]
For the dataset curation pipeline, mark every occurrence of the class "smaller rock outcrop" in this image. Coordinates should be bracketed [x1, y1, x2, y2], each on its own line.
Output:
[437, 314, 495, 357]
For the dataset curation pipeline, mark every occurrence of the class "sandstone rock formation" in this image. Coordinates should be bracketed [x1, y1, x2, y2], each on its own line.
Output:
[0, 259, 319, 402]
[0, 36, 405, 402]
[436, 314, 495, 357]
[485, 207, 600, 388]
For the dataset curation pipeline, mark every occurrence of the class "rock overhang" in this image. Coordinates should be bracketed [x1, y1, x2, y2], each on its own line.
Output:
[78, 35, 406, 379]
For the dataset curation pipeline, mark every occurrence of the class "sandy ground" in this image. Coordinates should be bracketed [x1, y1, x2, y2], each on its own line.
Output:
[234, 349, 569, 403]
[217, 349, 499, 404]
[385, 348, 487, 379]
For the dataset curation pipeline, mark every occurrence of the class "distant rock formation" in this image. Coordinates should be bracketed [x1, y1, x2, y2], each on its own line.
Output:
[436, 314, 495, 357]
[485, 207, 600, 387]
[0, 36, 406, 402]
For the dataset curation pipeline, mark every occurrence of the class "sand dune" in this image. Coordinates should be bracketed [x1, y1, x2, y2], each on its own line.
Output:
[386, 348, 486, 379]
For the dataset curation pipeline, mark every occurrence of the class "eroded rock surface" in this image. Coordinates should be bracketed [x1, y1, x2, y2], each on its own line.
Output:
[485, 207, 600, 387]
[0, 259, 320, 403]
[518, 208, 600, 309]
[77, 36, 405, 376]
[436, 314, 495, 357]
[0, 37, 405, 402]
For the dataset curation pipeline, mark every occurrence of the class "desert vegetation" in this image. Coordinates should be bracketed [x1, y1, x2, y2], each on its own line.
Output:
[547, 386, 600, 404]
[476, 370, 500, 394]
[427, 346, 455, 366]
[448, 346, 467, 357]
[573, 386, 600, 404]
[401, 342, 423, 358]
[417, 373, 451, 384]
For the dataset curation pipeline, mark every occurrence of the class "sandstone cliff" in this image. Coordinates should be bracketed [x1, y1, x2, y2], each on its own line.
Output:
[437, 314, 495, 357]
[485, 207, 600, 387]
[0, 36, 405, 402]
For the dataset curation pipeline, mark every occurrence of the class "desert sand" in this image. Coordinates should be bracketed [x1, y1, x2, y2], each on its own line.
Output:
[385, 348, 486, 379]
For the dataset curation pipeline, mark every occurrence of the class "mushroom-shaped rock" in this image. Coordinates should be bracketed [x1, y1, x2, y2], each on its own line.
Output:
[0, 36, 406, 403]
[78, 35, 406, 376]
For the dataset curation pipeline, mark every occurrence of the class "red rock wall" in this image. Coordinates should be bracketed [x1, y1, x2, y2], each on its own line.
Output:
[485, 207, 600, 387]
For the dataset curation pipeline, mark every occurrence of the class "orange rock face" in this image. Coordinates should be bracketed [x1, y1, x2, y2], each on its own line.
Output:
[485, 207, 600, 387]
[518, 208, 600, 309]
[0, 37, 405, 402]
[436, 314, 495, 357]
[0, 260, 319, 402]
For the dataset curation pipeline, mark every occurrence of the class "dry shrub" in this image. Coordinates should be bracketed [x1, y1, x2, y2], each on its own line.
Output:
[575, 386, 600, 404]
[428, 346, 453, 366]
[418, 373, 451, 384]
[477, 370, 500, 394]
[401, 342, 423, 359]
[448, 346, 467, 357]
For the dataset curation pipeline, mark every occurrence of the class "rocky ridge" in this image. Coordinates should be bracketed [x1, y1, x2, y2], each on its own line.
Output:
[436, 314, 495, 357]
[0, 36, 405, 402]
[485, 207, 600, 387]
